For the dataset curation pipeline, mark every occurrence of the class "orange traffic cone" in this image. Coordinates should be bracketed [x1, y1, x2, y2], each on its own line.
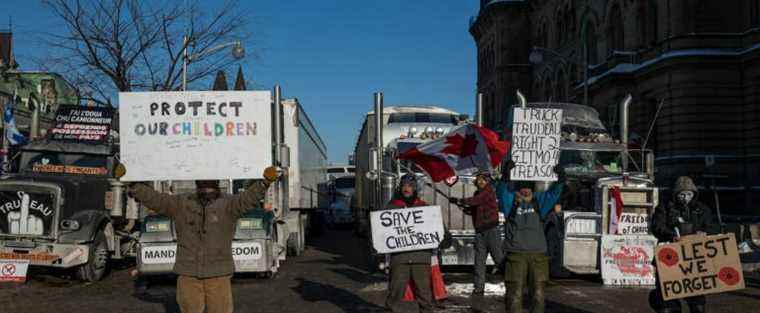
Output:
[402, 256, 448, 301]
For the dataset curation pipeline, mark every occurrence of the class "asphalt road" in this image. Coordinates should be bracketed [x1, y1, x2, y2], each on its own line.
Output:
[1, 229, 759, 313]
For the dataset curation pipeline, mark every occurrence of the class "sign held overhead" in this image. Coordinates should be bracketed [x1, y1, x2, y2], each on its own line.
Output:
[510, 107, 563, 181]
[118, 91, 272, 181]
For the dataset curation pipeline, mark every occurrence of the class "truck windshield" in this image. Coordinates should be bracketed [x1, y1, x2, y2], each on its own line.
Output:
[388, 113, 456, 124]
[559, 150, 622, 176]
[333, 177, 355, 189]
[19, 152, 110, 176]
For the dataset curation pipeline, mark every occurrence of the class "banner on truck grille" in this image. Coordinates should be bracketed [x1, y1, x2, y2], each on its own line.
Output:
[0, 259, 29, 283]
[370, 206, 444, 254]
[601, 235, 657, 286]
[118, 91, 272, 181]
[656, 233, 744, 301]
[0, 190, 55, 236]
[510, 108, 563, 181]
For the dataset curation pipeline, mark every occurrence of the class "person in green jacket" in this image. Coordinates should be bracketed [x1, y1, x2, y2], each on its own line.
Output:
[128, 166, 281, 313]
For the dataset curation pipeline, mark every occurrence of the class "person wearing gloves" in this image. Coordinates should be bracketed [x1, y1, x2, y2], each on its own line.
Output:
[496, 161, 564, 313]
[449, 172, 502, 299]
[126, 166, 281, 313]
[650, 176, 716, 313]
[385, 173, 437, 313]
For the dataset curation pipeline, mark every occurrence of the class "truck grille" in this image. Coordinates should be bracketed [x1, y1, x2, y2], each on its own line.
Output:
[0, 187, 58, 238]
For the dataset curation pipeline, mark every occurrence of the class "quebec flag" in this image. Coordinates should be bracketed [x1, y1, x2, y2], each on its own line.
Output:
[4, 105, 28, 146]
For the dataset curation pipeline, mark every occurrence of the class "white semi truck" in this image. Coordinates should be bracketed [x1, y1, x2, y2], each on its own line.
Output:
[135, 87, 327, 278]
[353, 93, 492, 268]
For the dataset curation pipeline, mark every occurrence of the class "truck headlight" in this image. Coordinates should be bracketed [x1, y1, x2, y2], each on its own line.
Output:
[238, 218, 263, 230]
[60, 219, 80, 231]
[145, 220, 171, 232]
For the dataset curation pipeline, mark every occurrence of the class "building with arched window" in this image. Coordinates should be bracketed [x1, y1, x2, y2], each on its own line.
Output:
[470, 0, 760, 214]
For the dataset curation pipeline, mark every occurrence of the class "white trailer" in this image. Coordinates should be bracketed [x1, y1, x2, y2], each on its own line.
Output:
[135, 87, 327, 277]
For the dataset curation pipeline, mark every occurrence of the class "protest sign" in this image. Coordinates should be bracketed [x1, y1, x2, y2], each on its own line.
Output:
[618, 213, 650, 235]
[656, 233, 744, 301]
[0, 259, 29, 283]
[118, 91, 272, 181]
[601, 235, 657, 286]
[510, 107, 563, 181]
[370, 206, 444, 254]
[50, 105, 114, 143]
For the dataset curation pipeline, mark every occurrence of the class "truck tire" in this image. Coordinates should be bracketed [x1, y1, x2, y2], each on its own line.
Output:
[287, 233, 299, 256]
[76, 230, 110, 282]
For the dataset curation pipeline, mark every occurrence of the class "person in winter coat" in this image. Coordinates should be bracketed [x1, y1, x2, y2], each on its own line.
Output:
[449, 172, 502, 297]
[385, 173, 437, 313]
[496, 162, 564, 313]
[127, 166, 281, 313]
[650, 176, 716, 313]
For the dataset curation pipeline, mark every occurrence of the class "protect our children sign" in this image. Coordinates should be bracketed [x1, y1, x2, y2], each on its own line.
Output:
[655, 233, 745, 301]
[510, 107, 563, 181]
[370, 206, 444, 254]
[118, 91, 272, 181]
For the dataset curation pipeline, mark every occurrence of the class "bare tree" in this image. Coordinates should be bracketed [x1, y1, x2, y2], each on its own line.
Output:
[38, 0, 250, 106]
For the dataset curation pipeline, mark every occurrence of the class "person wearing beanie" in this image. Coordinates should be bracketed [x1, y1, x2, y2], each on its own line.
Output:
[127, 166, 281, 313]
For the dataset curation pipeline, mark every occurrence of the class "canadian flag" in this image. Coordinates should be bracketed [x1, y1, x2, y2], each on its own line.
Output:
[608, 186, 624, 234]
[398, 124, 510, 182]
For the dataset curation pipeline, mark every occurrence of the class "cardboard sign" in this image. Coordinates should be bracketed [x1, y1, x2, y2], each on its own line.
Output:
[0, 190, 56, 237]
[50, 105, 114, 143]
[141, 242, 263, 264]
[618, 213, 649, 235]
[655, 233, 744, 301]
[231, 242, 262, 261]
[510, 108, 563, 181]
[601, 235, 657, 286]
[118, 91, 272, 181]
[0, 259, 30, 283]
[370, 206, 444, 254]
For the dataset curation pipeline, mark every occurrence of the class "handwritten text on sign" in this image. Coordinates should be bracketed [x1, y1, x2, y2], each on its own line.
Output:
[510, 108, 563, 181]
[601, 235, 657, 286]
[655, 233, 744, 301]
[370, 206, 444, 254]
[118, 91, 272, 181]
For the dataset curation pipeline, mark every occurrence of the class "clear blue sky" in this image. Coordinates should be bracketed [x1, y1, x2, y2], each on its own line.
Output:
[6, 0, 480, 164]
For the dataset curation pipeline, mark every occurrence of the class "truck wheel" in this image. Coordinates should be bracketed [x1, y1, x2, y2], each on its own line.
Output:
[287, 233, 300, 256]
[76, 230, 110, 282]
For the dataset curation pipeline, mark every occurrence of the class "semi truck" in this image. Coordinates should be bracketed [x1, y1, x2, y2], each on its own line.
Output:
[0, 106, 138, 282]
[507, 93, 659, 276]
[353, 94, 494, 268]
[135, 87, 327, 278]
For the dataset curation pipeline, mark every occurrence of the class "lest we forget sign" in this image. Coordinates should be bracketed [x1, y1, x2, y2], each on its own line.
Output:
[118, 91, 272, 181]
[370, 206, 444, 254]
[655, 233, 745, 301]
[510, 107, 563, 181]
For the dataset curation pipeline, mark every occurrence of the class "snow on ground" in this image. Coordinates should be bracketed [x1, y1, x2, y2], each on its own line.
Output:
[446, 282, 505, 297]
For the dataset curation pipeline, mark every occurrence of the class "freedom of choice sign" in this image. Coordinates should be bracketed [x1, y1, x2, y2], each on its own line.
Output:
[510, 107, 563, 181]
[655, 233, 744, 301]
[370, 206, 444, 254]
[118, 91, 272, 181]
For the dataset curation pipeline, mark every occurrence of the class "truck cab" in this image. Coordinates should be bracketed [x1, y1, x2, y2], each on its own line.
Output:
[0, 139, 130, 281]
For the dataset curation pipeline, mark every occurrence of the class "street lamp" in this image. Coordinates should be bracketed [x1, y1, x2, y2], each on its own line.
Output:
[182, 36, 245, 91]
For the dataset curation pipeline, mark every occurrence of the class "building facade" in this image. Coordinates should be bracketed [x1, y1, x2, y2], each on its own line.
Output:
[470, 0, 760, 214]
[0, 31, 79, 139]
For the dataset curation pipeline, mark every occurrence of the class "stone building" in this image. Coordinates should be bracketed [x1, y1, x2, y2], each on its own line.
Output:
[470, 0, 760, 214]
[0, 30, 79, 140]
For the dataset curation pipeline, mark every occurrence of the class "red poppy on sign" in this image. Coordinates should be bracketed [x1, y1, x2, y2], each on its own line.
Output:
[718, 267, 741, 286]
[657, 247, 679, 267]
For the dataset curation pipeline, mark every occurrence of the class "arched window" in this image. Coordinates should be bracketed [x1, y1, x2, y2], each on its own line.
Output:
[607, 4, 625, 52]
[556, 10, 564, 47]
[637, 6, 647, 47]
[752, 0, 760, 27]
[544, 77, 553, 101]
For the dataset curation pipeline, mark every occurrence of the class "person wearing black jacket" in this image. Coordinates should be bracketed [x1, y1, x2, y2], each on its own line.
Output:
[650, 176, 716, 313]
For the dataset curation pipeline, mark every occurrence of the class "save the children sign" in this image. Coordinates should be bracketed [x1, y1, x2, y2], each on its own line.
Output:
[370, 206, 444, 254]
[510, 107, 563, 181]
[655, 233, 745, 301]
[118, 91, 272, 181]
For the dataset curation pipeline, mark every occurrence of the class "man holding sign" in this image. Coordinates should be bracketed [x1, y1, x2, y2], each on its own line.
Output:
[650, 176, 717, 313]
[125, 166, 281, 313]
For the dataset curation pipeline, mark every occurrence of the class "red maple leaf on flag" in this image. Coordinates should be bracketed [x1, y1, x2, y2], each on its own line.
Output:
[442, 133, 478, 158]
